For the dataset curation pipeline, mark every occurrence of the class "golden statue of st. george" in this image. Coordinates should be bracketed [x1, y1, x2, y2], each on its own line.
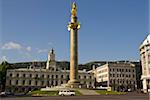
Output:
[71, 2, 77, 17]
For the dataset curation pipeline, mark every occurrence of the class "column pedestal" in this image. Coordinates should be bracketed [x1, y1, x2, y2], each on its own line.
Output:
[143, 79, 147, 93]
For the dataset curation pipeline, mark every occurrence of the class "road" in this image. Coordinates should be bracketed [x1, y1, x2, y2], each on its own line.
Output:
[0, 94, 149, 100]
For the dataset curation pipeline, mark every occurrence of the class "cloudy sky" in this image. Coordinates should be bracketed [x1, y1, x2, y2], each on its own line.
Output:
[0, 0, 149, 63]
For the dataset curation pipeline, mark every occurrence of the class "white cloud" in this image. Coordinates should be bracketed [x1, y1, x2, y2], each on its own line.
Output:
[37, 49, 47, 53]
[0, 56, 8, 63]
[26, 46, 31, 51]
[2, 42, 22, 50]
[1, 42, 32, 52]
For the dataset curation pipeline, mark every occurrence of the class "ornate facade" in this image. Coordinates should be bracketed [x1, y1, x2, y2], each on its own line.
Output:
[140, 34, 150, 93]
[5, 49, 95, 93]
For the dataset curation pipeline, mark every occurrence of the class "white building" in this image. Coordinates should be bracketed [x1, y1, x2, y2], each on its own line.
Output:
[94, 62, 136, 91]
[5, 49, 95, 93]
[140, 34, 150, 93]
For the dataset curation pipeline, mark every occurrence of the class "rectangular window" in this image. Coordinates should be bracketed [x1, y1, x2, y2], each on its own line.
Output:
[120, 69, 121, 72]
[129, 69, 130, 72]
[30, 74, 32, 78]
[23, 74, 26, 78]
[133, 70, 134, 72]
[133, 75, 135, 78]
[29, 80, 31, 85]
[22, 80, 25, 85]
[117, 74, 119, 77]
[110, 74, 112, 77]
[113, 74, 115, 77]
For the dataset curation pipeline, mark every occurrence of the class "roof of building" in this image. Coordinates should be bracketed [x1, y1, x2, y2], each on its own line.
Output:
[7, 68, 91, 74]
[140, 34, 150, 48]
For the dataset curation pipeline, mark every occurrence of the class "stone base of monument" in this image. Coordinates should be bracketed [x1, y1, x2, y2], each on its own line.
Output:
[66, 80, 82, 88]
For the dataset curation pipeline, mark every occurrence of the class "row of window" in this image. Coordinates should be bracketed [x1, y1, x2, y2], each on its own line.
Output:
[110, 74, 135, 78]
[98, 74, 135, 78]
[98, 74, 107, 78]
[8, 80, 93, 86]
[9, 73, 92, 79]
[9, 80, 64, 86]
[110, 79, 136, 84]
[98, 69, 107, 73]
[98, 68, 135, 74]
[109, 68, 134, 72]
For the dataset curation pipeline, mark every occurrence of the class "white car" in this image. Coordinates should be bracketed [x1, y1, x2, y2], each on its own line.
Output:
[58, 90, 75, 96]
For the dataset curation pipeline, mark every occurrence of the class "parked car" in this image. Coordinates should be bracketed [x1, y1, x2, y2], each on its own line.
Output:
[96, 86, 109, 90]
[58, 90, 75, 96]
[0, 92, 14, 97]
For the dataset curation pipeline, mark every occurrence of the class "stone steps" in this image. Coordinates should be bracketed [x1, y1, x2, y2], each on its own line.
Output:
[78, 89, 99, 95]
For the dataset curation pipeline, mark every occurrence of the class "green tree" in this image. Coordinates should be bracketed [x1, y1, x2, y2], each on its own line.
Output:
[0, 61, 10, 91]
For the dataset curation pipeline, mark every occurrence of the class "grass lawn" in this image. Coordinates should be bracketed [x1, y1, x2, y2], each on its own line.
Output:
[27, 90, 58, 96]
[95, 90, 127, 95]
[75, 90, 82, 96]
[27, 90, 82, 96]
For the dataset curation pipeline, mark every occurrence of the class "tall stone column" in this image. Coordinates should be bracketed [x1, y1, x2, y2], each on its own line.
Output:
[67, 2, 80, 87]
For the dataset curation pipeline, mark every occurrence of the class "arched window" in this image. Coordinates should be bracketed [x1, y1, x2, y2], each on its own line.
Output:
[10, 73, 12, 77]
[117, 79, 119, 83]
[55, 81, 58, 86]
[61, 75, 63, 79]
[67, 75, 69, 81]
[29, 80, 31, 85]
[42, 74, 44, 78]
[78, 75, 81, 79]
[126, 80, 128, 84]
[9, 80, 11, 85]
[56, 75, 58, 79]
[47, 81, 49, 86]
[23, 80, 25, 85]
[47, 75, 50, 78]
[36, 74, 38, 78]
[52, 68, 54, 71]
[113, 79, 115, 84]
[89, 82, 91, 85]
[89, 76, 92, 79]
[29, 74, 32, 78]
[41, 81, 44, 86]
[52, 75, 54, 79]
[16, 80, 18, 85]
[16, 73, 19, 77]
[35, 81, 38, 86]
[23, 74, 26, 78]
[51, 81, 54, 86]
[61, 81, 63, 84]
